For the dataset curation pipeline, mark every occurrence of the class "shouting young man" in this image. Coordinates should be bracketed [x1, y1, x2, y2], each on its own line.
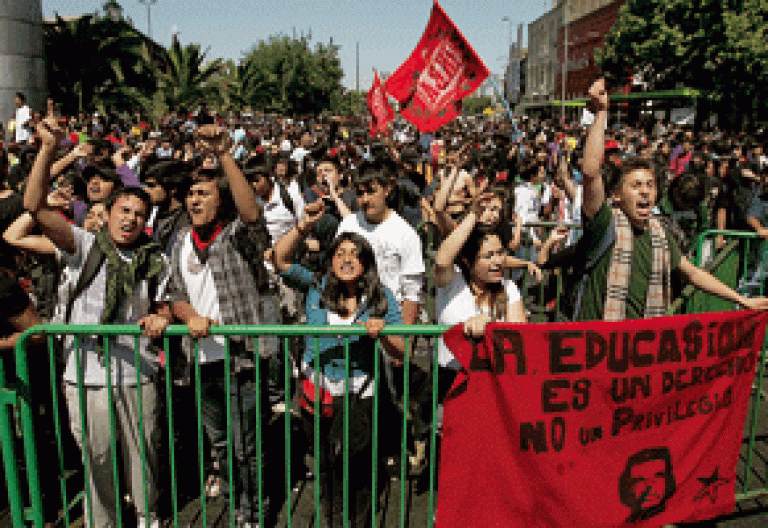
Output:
[576, 79, 768, 321]
[165, 125, 278, 527]
[24, 117, 171, 528]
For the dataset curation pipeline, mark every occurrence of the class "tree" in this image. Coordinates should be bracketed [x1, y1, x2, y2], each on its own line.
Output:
[596, 0, 768, 129]
[462, 97, 493, 116]
[333, 89, 365, 116]
[154, 38, 223, 114]
[44, 14, 152, 115]
[238, 35, 345, 115]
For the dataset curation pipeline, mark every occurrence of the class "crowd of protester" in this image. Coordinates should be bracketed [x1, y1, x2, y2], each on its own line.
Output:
[2, 81, 768, 527]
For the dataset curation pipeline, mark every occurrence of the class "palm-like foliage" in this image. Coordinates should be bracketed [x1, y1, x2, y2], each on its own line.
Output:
[154, 38, 222, 112]
[44, 15, 152, 115]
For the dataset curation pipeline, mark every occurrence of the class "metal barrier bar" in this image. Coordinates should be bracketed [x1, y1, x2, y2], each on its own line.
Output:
[74, 336, 95, 528]
[225, 337, 235, 528]
[694, 230, 768, 500]
[0, 354, 24, 527]
[283, 336, 292, 528]
[163, 336, 179, 527]
[313, 335, 321, 525]
[343, 336, 350, 526]
[47, 334, 70, 527]
[371, 339, 381, 527]
[255, 337, 265, 528]
[103, 337, 123, 528]
[7, 320, 768, 525]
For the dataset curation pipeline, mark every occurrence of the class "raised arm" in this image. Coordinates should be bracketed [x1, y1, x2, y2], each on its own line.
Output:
[582, 79, 609, 220]
[435, 197, 481, 287]
[23, 118, 76, 255]
[2, 212, 57, 255]
[273, 200, 325, 273]
[199, 125, 261, 224]
[555, 154, 578, 203]
[326, 179, 352, 219]
[678, 256, 768, 310]
[50, 143, 92, 178]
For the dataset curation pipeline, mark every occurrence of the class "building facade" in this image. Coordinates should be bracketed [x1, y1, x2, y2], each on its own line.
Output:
[556, 0, 626, 99]
[1, 0, 45, 141]
[525, 3, 563, 103]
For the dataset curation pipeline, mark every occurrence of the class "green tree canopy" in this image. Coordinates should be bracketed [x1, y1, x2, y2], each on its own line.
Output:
[44, 14, 152, 115]
[237, 35, 345, 115]
[596, 0, 768, 128]
[154, 39, 222, 114]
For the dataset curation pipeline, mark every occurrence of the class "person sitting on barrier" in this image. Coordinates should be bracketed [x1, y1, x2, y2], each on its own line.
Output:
[575, 79, 768, 321]
[273, 198, 405, 528]
[163, 124, 278, 527]
[23, 116, 172, 528]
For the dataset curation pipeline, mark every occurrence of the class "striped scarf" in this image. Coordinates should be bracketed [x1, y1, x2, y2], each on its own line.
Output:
[604, 207, 670, 321]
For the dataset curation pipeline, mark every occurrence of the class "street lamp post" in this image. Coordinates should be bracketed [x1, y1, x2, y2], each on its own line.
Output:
[138, 0, 157, 40]
[501, 16, 513, 50]
[561, 0, 568, 122]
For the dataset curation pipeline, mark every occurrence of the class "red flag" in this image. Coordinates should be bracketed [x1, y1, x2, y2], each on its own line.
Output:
[385, 1, 489, 132]
[367, 70, 394, 136]
[438, 310, 768, 527]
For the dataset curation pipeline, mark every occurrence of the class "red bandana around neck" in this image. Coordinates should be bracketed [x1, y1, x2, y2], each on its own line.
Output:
[191, 221, 226, 254]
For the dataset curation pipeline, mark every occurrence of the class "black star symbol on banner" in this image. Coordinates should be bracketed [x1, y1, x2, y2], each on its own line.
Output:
[693, 467, 729, 504]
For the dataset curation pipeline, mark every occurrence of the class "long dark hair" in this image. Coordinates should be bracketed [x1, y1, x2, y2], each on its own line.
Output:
[457, 225, 508, 322]
[320, 232, 389, 317]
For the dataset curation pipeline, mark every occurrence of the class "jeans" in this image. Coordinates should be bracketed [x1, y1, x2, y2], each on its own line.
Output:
[198, 358, 270, 522]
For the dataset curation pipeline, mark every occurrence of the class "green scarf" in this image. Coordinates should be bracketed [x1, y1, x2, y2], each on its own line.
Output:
[95, 228, 165, 324]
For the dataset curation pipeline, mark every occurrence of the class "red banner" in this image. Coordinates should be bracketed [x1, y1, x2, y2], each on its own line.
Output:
[384, 1, 489, 132]
[367, 70, 394, 136]
[439, 310, 768, 527]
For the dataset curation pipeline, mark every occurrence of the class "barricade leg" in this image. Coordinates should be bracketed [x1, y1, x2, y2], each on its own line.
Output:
[0, 355, 25, 527]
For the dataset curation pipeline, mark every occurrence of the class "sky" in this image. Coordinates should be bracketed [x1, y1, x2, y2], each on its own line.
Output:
[42, 0, 554, 89]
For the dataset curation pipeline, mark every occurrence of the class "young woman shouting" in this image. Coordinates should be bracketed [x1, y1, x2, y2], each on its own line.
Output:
[273, 199, 405, 527]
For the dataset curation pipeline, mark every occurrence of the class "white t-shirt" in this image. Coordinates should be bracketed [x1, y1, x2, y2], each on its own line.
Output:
[15, 105, 31, 143]
[514, 182, 546, 242]
[56, 227, 169, 386]
[259, 182, 304, 245]
[291, 147, 310, 172]
[336, 210, 425, 304]
[436, 269, 521, 368]
[178, 232, 226, 363]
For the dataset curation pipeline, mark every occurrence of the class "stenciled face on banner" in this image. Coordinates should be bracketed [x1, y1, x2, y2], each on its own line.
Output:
[619, 447, 677, 523]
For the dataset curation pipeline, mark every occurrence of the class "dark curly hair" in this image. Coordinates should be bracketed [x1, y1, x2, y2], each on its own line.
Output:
[457, 225, 508, 322]
[320, 232, 389, 318]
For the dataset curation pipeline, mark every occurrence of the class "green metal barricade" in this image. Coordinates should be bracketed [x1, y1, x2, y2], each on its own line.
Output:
[689, 229, 768, 503]
[4, 324, 449, 527]
[4, 248, 768, 525]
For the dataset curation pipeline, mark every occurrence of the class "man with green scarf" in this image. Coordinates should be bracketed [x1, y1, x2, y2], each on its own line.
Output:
[24, 117, 170, 528]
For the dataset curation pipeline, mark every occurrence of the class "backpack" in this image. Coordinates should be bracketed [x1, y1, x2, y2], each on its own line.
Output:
[62, 242, 160, 324]
[277, 181, 297, 219]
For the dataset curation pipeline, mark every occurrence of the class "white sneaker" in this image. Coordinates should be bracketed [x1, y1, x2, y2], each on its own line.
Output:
[137, 517, 160, 528]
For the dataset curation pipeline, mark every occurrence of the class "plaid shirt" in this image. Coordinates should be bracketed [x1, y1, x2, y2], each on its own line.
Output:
[166, 216, 279, 359]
